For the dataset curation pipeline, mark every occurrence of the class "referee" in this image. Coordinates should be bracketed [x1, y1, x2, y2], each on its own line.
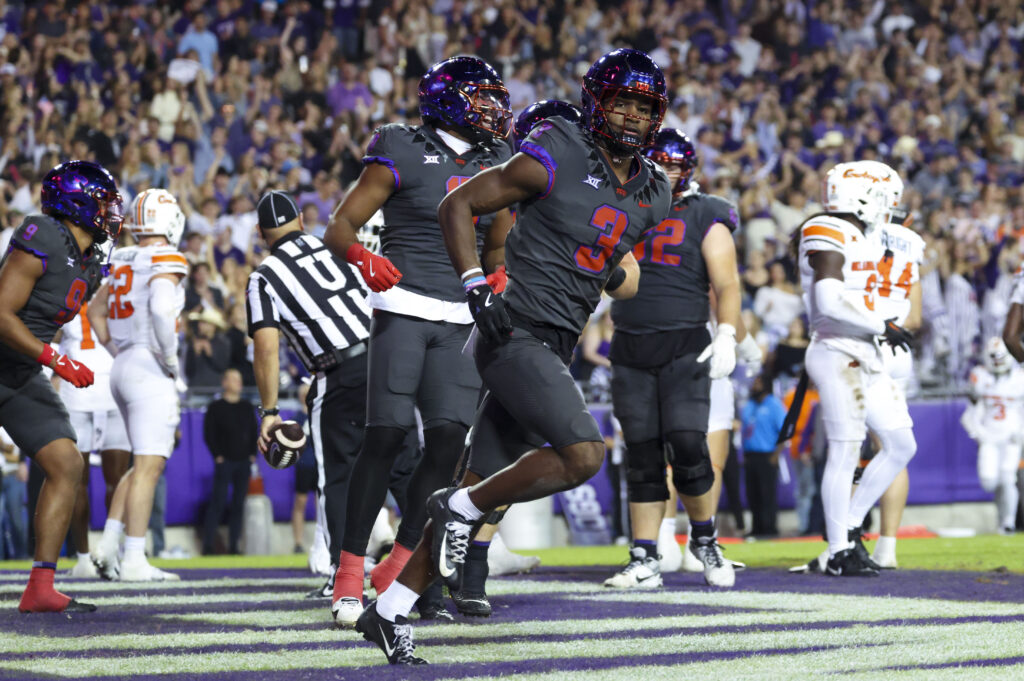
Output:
[247, 190, 371, 596]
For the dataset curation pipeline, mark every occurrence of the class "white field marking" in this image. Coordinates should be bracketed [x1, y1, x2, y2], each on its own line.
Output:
[0, 577, 310, 595]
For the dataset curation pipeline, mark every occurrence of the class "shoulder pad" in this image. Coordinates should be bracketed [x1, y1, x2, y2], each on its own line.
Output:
[800, 215, 854, 251]
[8, 215, 69, 268]
[701, 194, 741, 233]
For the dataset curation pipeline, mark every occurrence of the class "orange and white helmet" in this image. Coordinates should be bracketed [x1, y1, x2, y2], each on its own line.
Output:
[860, 160, 904, 224]
[983, 337, 1013, 375]
[127, 188, 186, 246]
[823, 161, 897, 231]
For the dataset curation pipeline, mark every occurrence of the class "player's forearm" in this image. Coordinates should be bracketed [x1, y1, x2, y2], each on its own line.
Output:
[713, 279, 742, 338]
[438, 193, 485, 278]
[904, 282, 922, 332]
[1003, 304, 1024, 362]
[605, 253, 639, 300]
[253, 340, 280, 410]
[815, 278, 885, 337]
[323, 214, 361, 262]
[0, 312, 50, 363]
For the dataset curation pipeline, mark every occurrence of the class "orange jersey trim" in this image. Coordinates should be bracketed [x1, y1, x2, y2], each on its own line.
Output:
[802, 224, 845, 243]
[151, 253, 188, 266]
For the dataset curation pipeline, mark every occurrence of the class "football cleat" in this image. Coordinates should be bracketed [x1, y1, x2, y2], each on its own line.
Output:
[416, 583, 455, 622]
[355, 602, 428, 666]
[453, 551, 492, 617]
[689, 537, 735, 588]
[91, 550, 121, 582]
[826, 548, 880, 577]
[332, 597, 363, 628]
[848, 527, 882, 571]
[308, 536, 332, 577]
[308, 573, 335, 599]
[63, 599, 99, 613]
[69, 558, 99, 579]
[681, 537, 704, 573]
[658, 525, 683, 573]
[426, 488, 473, 591]
[789, 548, 829, 574]
[872, 552, 899, 569]
[120, 558, 180, 582]
[488, 532, 540, 576]
[603, 547, 663, 589]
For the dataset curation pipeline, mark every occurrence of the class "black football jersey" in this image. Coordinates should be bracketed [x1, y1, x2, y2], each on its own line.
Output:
[504, 116, 672, 336]
[0, 215, 104, 384]
[611, 192, 740, 334]
[364, 124, 512, 303]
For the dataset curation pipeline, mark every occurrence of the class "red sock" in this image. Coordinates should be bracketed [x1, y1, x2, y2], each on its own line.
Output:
[19, 567, 72, 613]
[333, 551, 365, 604]
[370, 543, 414, 595]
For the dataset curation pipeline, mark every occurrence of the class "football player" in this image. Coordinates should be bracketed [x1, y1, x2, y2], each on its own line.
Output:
[962, 338, 1024, 534]
[798, 161, 915, 577]
[357, 48, 672, 664]
[88, 189, 188, 582]
[603, 129, 759, 590]
[0, 160, 121, 613]
[325, 55, 514, 625]
[57, 302, 131, 578]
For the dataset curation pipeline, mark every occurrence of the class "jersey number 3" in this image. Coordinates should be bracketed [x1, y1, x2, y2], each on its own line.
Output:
[575, 205, 629, 273]
[109, 265, 134, 319]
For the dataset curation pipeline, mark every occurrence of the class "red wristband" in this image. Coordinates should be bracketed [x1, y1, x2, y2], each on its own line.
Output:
[345, 243, 366, 264]
[36, 344, 57, 367]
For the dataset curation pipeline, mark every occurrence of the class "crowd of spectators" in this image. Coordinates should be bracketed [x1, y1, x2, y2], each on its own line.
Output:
[1, 0, 1023, 401]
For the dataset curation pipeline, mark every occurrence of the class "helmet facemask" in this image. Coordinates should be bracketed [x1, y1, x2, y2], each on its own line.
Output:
[585, 86, 666, 157]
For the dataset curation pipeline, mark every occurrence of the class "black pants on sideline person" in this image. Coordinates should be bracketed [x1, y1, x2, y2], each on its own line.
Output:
[744, 450, 779, 537]
[203, 460, 251, 554]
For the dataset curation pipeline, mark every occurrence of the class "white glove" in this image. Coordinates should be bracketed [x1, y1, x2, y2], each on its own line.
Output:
[697, 323, 737, 379]
[157, 353, 180, 380]
[736, 333, 764, 376]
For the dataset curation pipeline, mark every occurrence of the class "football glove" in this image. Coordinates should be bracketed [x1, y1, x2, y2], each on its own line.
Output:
[736, 333, 763, 376]
[346, 243, 402, 292]
[697, 323, 737, 379]
[485, 265, 508, 293]
[37, 345, 94, 388]
[881, 318, 913, 354]
[466, 283, 512, 345]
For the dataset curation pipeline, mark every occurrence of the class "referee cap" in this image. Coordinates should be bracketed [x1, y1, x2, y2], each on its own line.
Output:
[257, 190, 300, 231]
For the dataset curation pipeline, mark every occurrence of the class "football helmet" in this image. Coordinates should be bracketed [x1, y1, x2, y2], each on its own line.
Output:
[645, 128, 699, 195]
[126, 188, 186, 246]
[582, 49, 667, 156]
[983, 337, 1013, 375]
[419, 56, 512, 144]
[513, 100, 582, 150]
[860, 160, 905, 225]
[822, 161, 896, 230]
[41, 160, 124, 244]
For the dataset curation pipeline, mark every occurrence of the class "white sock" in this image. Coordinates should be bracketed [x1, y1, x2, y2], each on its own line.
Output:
[376, 581, 420, 622]
[660, 518, 677, 538]
[874, 535, 897, 558]
[77, 552, 91, 562]
[101, 519, 125, 547]
[822, 440, 861, 556]
[448, 488, 483, 522]
[123, 535, 147, 562]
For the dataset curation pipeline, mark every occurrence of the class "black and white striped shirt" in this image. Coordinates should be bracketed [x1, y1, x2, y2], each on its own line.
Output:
[246, 231, 371, 372]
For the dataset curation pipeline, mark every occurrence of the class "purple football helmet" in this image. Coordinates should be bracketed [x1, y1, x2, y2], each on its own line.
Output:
[645, 128, 699, 194]
[513, 100, 582, 150]
[419, 56, 512, 144]
[40, 160, 123, 244]
[582, 49, 667, 156]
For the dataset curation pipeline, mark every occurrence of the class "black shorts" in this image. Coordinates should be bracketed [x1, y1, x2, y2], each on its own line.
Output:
[611, 343, 711, 445]
[0, 369, 77, 456]
[468, 325, 603, 479]
[366, 311, 480, 430]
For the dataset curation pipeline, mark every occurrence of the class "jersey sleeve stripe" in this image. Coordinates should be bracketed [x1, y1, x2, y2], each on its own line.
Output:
[363, 155, 400, 190]
[802, 224, 845, 243]
[246, 275, 279, 337]
[519, 141, 557, 199]
[151, 253, 188, 266]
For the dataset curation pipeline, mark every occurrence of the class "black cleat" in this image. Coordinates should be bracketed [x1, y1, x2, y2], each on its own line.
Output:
[64, 599, 98, 613]
[426, 488, 473, 591]
[452, 544, 492, 617]
[848, 527, 881, 571]
[306, 570, 335, 599]
[416, 582, 454, 622]
[355, 602, 428, 665]
[451, 589, 491, 617]
[826, 548, 879, 577]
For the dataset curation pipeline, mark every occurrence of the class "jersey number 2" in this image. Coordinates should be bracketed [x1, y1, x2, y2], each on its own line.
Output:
[109, 265, 134, 319]
[632, 218, 686, 266]
[576, 205, 629, 273]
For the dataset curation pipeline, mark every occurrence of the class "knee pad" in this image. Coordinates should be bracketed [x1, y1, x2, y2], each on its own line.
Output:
[625, 440, 669, 503]
[877, 428, 917, 468]
[667, 430, 714, 497]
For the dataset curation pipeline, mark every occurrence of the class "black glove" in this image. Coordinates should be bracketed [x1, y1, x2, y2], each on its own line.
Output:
[466, 284, 513, 345]
[881, 317, 913, 354]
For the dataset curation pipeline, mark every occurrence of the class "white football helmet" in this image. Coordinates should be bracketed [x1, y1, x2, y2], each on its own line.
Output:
[983, 336, 1013, 375]
[127, 188, 186, 246]
[823, 161, 897, 231]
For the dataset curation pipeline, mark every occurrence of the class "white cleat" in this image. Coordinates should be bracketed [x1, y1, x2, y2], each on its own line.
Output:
[681, 537, 704, 573]
[603, 547, 663, 589]
[308, 537, 332, 577]
[69, 558, 99, 579]
[872, 552, 899, 569]
[658, 529, 683, 573]
[91, 548, 121, 581]
[332, 597, 362, 628]
[789, 548, 829, 573]
[120, 558, 180, 582]
[488, 532, 541, 576]
[689, 538, 735, 588]
[366, 508, 396, 561]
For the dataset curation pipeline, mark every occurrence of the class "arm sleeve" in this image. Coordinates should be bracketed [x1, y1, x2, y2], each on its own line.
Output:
[704, 197, 741, 236]
[814, 277, 886, 336]
[518, 117, 574, 200]
[246, 274, 279, 336]
[149, 277, 180, 366]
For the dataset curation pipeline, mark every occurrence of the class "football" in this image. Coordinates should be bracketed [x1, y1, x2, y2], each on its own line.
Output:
[264, 420, 306, 469]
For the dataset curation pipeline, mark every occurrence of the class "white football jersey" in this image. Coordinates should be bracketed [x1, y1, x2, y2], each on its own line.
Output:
[798, 215, 886, 368]
[57, 306, 116, 412]
[107, 244, 188, 353]
[968, 365, 1024, 442]
[874, 223, 924, 326]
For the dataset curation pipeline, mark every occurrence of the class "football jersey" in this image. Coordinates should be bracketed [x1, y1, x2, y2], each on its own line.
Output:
[57, 303, 116, 412]
[0, 215, 105, 387]
[873, 222, 925, 326]
[1009, 265, 1024, 307]
[798, 214, 886, 368]
[612, 192, 740, 334]
[363, 124, 513, 304]
[968, 366, 1024, 442]
[107, 245, 188, 354]
[504, 116, 673, 336]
